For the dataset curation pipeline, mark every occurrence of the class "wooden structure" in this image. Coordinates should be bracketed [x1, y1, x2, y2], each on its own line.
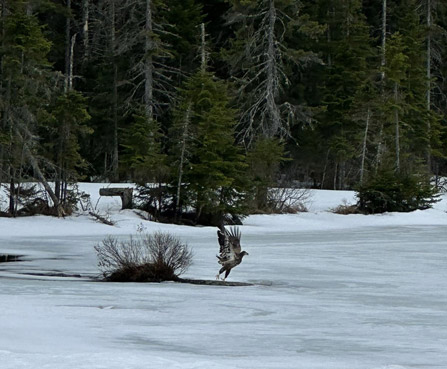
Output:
[99, 187, 133, 209]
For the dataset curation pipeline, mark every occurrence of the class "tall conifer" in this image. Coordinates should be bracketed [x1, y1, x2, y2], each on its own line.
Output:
[171, 70, 247, 223]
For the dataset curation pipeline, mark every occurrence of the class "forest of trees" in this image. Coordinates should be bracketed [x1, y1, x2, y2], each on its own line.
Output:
[0, 0, 446, 222]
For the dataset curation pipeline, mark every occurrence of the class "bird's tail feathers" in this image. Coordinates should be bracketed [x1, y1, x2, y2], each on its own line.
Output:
[216, 254, 228, 265]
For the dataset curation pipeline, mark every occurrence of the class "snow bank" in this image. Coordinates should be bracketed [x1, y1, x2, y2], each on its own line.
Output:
[1, 183, 445, 238]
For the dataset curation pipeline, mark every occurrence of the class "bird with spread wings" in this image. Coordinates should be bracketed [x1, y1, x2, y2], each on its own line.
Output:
[216, 225, 249, 280]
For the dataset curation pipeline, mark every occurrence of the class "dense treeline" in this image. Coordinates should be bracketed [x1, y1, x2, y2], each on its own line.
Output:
[0, 0, 446, 222]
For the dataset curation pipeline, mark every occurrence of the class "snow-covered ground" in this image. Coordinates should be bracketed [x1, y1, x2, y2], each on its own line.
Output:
[0, 183, 446, 369]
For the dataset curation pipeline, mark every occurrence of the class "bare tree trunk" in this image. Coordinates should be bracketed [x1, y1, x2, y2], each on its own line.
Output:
[61, 3, 76, 197]
[110, 0, 119, 180]
[321, 148, 330, 189]
[25, 2, 32, 15]
[4, 76, 12, 213]
[68, 33, 77, 91]
[144, 0, 154, 120]
[63, 175, 68, 203]
[15, 142, 27, 215]
[360, 107, 371, 184]
[104, 153, 108, 177]
[82, 0, 90, 61]
[64, 0, 71, 92]
[0, 122, 3, 188]
[196, 202, 204, 224]
[55, 121, 65, 201]
[427, 0, 431, 111]
[55, 167, 61, 200]
[265, 0, 280, 137]
[380, 0, 387, 82]
[175, 103, 191, 219]
[394, 83, 400, 173]
[338, 161, 345, 190]
[112, 63, 119, 180]
[0, 1, 6, 187]
[376, 0, 387, 170]
[200, 23, 207, 71]
[9, 170, 14, 215]
[426, 0, 432, 169]
[333, 162, 338, 190]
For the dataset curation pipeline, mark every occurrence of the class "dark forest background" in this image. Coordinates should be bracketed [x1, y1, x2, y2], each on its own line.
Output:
[1, 0, 447, 222]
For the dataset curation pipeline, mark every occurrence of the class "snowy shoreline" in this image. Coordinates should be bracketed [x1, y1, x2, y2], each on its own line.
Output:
[1, 183, 446, 239]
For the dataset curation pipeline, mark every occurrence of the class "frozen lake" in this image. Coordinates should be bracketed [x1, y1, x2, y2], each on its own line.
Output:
[1, 224, 446, 369]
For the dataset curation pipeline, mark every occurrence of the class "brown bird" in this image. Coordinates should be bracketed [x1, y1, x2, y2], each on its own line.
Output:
[216, 225, 248, 281]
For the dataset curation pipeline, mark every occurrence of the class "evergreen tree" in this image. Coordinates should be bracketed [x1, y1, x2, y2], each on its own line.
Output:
[121, 113, 169, 218]
[171, 70, 247, 224]
[427, 1, 447, 181]
[382, 32, 408, 172]
[246, 137, 285, 211]
[0, 0, 56, 215]
[380, 1, 442, 174]
[315, 0, 377, 188]
[121, 114, 168, 185]
[397, 2, 432, 168]
[83, 0, 129, 180]
[161, 0, 203, 77]
[38, 91, 91, 207]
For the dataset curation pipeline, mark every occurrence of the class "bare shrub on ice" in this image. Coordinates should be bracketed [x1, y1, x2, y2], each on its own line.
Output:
[94, 232, 193, 282]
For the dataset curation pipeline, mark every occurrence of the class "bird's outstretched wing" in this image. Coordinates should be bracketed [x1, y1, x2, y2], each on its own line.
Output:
[226, 226, 241, 254]
[217, 225, 241, 264]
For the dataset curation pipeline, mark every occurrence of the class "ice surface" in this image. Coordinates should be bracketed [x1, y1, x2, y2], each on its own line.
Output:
[0, 184, 446, 368]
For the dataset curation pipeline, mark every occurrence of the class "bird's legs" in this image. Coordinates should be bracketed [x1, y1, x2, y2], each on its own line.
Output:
[216, 266, 227, 280]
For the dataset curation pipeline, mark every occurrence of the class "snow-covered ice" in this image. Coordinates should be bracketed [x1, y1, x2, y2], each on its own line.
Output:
[0, 184, 446, 368]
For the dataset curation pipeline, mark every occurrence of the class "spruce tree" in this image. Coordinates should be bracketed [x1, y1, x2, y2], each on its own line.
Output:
[316, 0, 376, 188]
[382, 32, 408, 172]
[246, 137, 286, 211]
[161, 0, 203, 77]
[0, 1, 55, 215]
[380, 1, 441, 174]
[398, 0, 443, 171]
[171, 70, 247, 224]
[121, 113, 169, 218]
[38, 91, 91, 207]
[121, 114, 168, 185]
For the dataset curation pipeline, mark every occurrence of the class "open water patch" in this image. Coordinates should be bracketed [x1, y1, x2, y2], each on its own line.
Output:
[0, 254, 23, 263]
